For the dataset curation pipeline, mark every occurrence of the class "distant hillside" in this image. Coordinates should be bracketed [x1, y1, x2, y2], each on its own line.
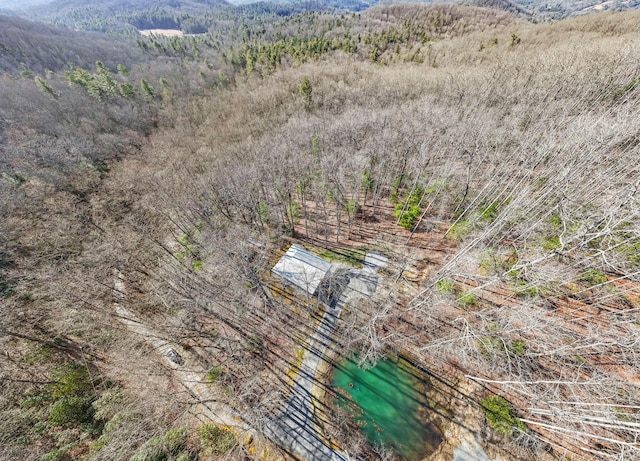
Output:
[508, 0, 640, 18]
[26, 0, 230, 34]
[464, 0, 532, 17]
[1, 0, 55, 10]
[0, 15, 143, 74]
[188, 0, 640, 19]
[12, 0, 640, 33]
[233, 0, 378, 11]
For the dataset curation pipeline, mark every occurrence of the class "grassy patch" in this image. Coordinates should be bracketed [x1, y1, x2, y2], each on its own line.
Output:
[24, 344, 58, 364]
[511, 279, 548, 299]
[578, 268, 608, 286]
[435, 279, 480, 310]
[478, 248, 518, 276]
[478, 336, 504, 359]
[316, 247, 366, 267]
[479, 201, 500, 222]
[199, 423, 236, 455]
[50, 363, 93, 400]
[618, 237, 640, 267]
[20, 393, 50, 409]
[542, 236, 561, 251]
[457, 291, 477, 309]
[244, 335, 264, 355]
[435, 278, 455, 294]
[548, 213, 563, 228]
[511, 339, 527, 356]
[207, 366, 224, 383]
[482, 395, 526, 437]
[448, 220, 471, 241]
[42, 443, 78, 461]
[131, 427, 190, 461]
[49, 397, 94, 427]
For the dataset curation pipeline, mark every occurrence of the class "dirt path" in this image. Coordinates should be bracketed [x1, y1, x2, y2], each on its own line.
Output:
[264, 302, 349, 461]
[113, 271, 249, 431]
[266, 253, 387, 461]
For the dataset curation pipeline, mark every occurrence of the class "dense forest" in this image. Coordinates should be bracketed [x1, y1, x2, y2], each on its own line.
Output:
[1, 2, 640, 461]
[5, 0, 640, 28]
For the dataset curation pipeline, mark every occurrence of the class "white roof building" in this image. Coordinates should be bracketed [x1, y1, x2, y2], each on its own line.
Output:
[272, 244, 332, 297]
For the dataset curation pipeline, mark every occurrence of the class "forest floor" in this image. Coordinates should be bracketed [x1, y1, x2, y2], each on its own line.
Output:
[112, 271, 252, 432]
[289, 197, 630, 460]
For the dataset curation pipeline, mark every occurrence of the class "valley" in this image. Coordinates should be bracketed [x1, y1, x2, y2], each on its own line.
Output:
[1, 2, 640, 461]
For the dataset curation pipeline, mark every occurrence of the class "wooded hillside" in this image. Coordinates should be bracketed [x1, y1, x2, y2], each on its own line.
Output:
[1, 4, 639, 461]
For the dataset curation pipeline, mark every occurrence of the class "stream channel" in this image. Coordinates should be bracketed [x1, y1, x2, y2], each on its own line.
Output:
[331, 356, 442, 460]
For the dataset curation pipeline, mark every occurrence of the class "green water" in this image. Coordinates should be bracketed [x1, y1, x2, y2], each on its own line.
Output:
[331, 356, 441, 460]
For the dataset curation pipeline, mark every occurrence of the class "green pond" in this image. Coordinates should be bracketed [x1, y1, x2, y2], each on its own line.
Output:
[331, 356, 442, 460]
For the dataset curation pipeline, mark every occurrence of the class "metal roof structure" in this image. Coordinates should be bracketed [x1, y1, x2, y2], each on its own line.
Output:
[272, 244, 332, 297]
